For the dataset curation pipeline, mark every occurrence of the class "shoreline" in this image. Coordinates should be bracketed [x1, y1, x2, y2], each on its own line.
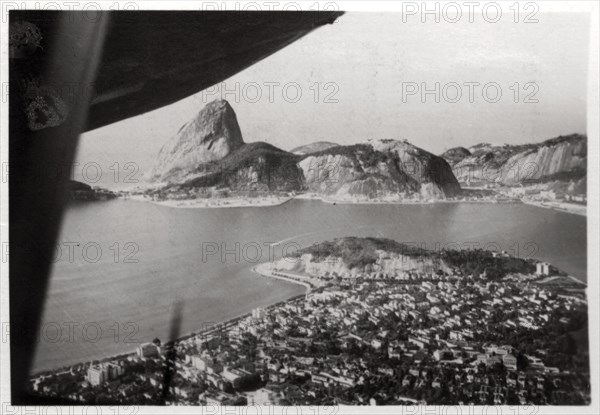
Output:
[31, 265, 308, 378]
[127, 193, 513, 209]
[295, 193, 520, 206]
[521, 199, 586, 217]
[31, 257, 586, 378]
[252, 262, 320, 293]
[32, 195, 585, 376]
[126, 193, 587, 217]
[127, 194, 294, 209]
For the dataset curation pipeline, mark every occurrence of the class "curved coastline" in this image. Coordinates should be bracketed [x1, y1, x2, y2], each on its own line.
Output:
[127, 192, 586, 217]
[252, 262, 316, 293]
[31, 265, 307, 377]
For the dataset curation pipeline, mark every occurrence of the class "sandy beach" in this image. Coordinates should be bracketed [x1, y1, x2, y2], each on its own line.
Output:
[128, 194, 294, 209]
[129, 192, 586, 217]
[521, 199, 586, 217]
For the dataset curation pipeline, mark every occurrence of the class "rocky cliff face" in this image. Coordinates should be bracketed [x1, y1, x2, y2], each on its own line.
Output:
[152, 99, 244, 182]
[167, 142, 305, 195]
[299, 139, 461, 200]
[499, 135, 586, 185]
[150, 100, 461, 200]
[274, 252, 449, 277]
[151, 100, 305, 197]
[442, 134, 586, 190]
[275, 236, 535, 281]
[371, 139, 461, 198]
[275, 237, 451, 276]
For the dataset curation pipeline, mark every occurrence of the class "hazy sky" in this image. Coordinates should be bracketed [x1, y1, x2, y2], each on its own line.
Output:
[76, 12, 590, 181]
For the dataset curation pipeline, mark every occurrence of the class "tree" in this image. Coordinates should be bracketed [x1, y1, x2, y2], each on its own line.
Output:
[517, 352, 529, 371]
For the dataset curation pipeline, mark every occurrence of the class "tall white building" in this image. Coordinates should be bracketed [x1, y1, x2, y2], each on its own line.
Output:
[252, 308, 265, 319]
[246, 387, 278, 405]
[87, 362, 124, 386]
[87, 366, 106, 386]
[536, 262, 550, 276]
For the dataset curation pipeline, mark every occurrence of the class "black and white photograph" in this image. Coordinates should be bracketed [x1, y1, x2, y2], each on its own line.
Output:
[1, 1, 599, 413]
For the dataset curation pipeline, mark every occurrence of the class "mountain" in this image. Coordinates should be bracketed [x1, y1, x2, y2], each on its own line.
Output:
[290, 141, 339, 155]
[150, 100, 461, 201]
[440, 146, 471, 165]
[442, 134, 586, 193]
[66, 180, 117, 201]
[298, 139, 461, 200]
[163, 142, 304, 196]
[152, 99, 244, 182]
[272, 236, 535, 280]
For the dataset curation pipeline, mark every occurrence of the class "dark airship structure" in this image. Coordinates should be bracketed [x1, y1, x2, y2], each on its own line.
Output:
[8, 9, 343, 404]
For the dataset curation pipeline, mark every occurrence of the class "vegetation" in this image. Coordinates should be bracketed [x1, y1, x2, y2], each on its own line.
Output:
[440, 146, 471, 164]
[303, 144, 390, 170]
[440, 248, 535, 280]
[294, 237, 429, 269]
[164, 142, 304, 193]
[293, 237, 536, 280]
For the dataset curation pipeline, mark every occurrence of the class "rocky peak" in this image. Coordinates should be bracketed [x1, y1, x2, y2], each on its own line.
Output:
[152, 99, 244, 182]
[369, 138, 461, 197]
[440, 147, 471, 165]
[441, 134, 587, 188]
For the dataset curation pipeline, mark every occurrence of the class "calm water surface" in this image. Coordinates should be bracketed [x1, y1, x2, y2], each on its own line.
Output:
[33, 199, 586, 372]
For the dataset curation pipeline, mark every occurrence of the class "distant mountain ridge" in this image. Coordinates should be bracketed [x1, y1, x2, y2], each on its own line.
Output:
[66, 180, 117, 201]
[290, 141, 339, 155]
[440, 134, 586, 194]
[149, 100, 462, 201]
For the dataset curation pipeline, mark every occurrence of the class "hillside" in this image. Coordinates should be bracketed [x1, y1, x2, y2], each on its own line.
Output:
[66, 180, 117, 201]
[299, 139, 461, 200]
[441, 134, 586, 194]
[164, 142, 305, 195]
[149, 100, 462, 201]
[277, 236, 536, 281]
[440, 146, 471, 165]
